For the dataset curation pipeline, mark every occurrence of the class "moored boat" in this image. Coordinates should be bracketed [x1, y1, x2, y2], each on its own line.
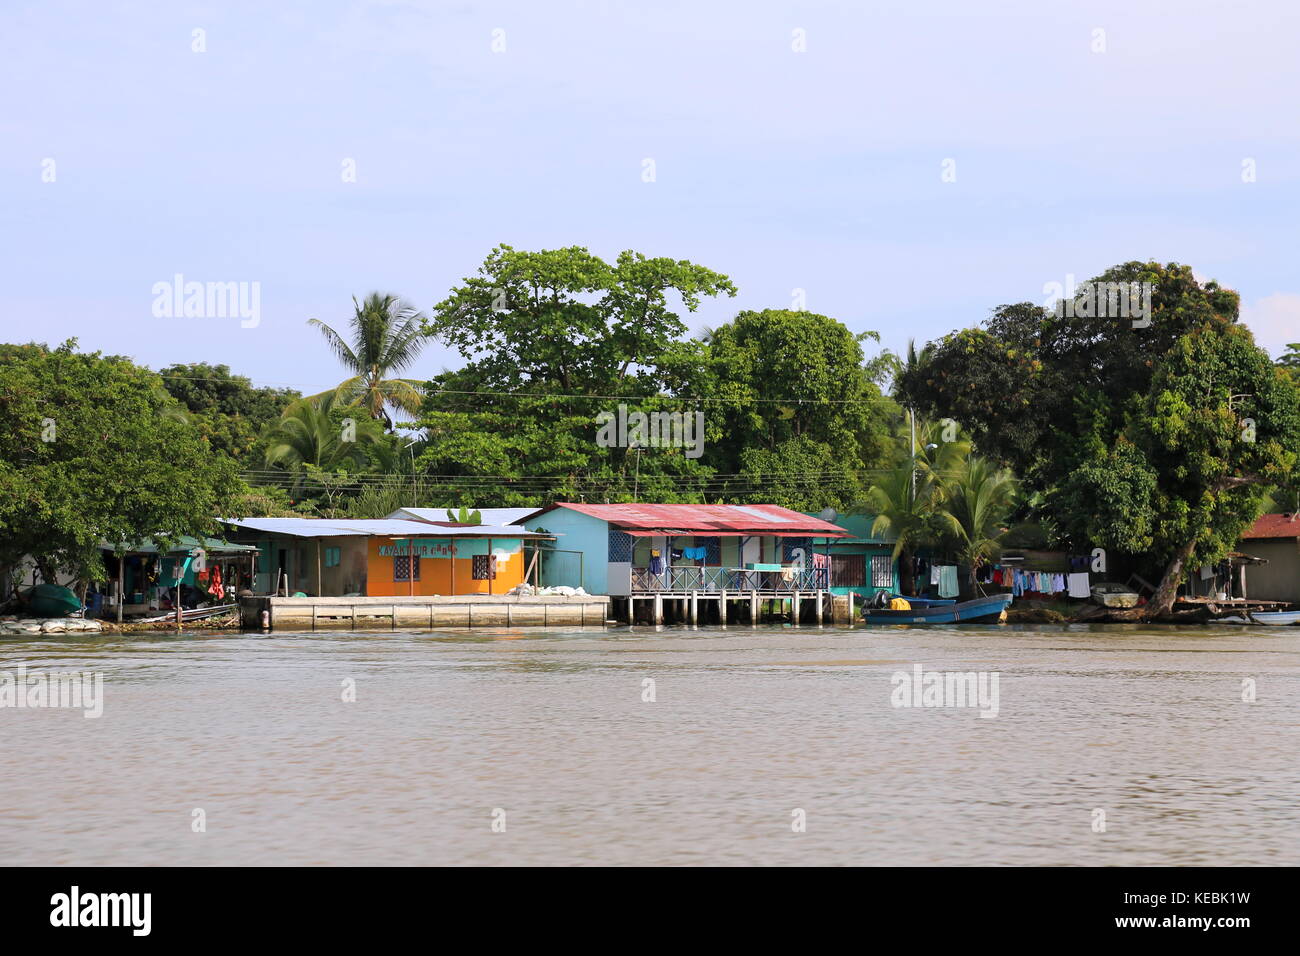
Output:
[1248, 610, 1300, 626]
[26, 583, 81, 618]
[1090, 582, 1140, 608]
[864, 592, 1012, 624]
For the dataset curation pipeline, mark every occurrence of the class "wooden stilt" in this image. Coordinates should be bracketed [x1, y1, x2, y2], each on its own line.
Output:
[690, 590, 698, 625]
[750, 589, 759, 625]
[719, 589, 727, 624]
[793, 589, 801, 625]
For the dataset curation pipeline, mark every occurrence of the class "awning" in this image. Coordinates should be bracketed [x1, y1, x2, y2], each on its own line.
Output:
[103, 535, 258, 555]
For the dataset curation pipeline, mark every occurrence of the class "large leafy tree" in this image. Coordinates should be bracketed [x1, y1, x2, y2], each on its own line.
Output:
[0, 342, 243, 583]
[424, 245, 735, 393]
[414, 245, 736, 504]
[158, 361, 298, 461]
[308, 292, 428, 430]
[899, 261, 1300, 617]
[697, 309, 895, 510]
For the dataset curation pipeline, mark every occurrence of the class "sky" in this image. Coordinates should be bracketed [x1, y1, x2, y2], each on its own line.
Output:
[3, 0, 1299, 396]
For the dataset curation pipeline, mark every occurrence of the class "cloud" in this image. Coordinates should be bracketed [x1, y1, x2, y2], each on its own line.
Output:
[1240, 293, 1300, 358]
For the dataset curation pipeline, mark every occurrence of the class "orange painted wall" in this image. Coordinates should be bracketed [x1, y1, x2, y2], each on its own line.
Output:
[365, 537, 526, 596]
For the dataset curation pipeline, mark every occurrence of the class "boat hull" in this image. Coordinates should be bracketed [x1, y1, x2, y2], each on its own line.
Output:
[1249, 610, 1300, 626]
[27, 584, 81, 618]
[864, 593, 1013, 624]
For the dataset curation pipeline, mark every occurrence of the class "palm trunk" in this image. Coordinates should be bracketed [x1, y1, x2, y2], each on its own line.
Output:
[898, 547, 914, 595]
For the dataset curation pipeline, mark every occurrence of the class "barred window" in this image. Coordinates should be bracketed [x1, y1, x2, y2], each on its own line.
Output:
[394, 555, 420, 582]
[472, 554, 497, 580]
[870, 554, 893, 588]
[831, 554, 865, 588]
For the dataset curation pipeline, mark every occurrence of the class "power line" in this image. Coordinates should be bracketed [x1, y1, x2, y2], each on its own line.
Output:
[153, 372, 905, 407]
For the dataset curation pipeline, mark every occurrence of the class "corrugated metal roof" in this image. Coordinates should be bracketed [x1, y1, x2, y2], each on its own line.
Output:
[1241, 513, 1300, 539]
[223, 518, 550, 538]
[103, 535, 259, 554]
[386, 507, 544, 526]
[801, 512, 895, 545]
[533, 503, 848, 536]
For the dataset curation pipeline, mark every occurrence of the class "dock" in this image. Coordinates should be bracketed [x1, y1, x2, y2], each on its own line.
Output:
[614, 588, 849, 625]
[241, 594, 611, 630]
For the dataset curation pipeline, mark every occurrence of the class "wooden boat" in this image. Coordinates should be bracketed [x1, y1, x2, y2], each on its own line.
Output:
[138, 603, 239, 624]
[1248, 610, 1300, 626]
[864, 592, 1012, 624]
[26, 583, 81, 618]
[1090, 582, 1140, 608]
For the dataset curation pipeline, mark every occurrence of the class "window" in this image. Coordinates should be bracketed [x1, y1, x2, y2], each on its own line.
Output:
[394, 555, 420, 582]
[325, 547, 341, 568]
[831, 554, 865, 588]
[472, 554, 497, 580]
[870, 554, 894, 588]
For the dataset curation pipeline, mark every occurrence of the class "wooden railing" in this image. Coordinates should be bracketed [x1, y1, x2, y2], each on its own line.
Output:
[631, 566, 829, 592]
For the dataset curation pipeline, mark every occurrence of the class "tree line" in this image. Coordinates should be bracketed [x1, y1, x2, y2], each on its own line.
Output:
[2, 249, 1297, 615]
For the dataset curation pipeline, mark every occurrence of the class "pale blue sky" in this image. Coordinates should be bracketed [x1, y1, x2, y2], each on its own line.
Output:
[3, 0, 1299, 395]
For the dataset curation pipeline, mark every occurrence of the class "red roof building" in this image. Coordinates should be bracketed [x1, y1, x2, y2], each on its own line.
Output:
[522, 503, 850, 596]
[534, 502, 849, 537]
[1238, 514, 1300, 604]
[1240, 513, 1300, 539]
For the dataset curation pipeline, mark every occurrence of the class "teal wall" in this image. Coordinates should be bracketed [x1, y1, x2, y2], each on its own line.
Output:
[826, 544, 898, 598]
[524, 508, 609, 594]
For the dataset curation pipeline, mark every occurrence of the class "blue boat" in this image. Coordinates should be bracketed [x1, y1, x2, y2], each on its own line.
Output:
[864, 592, 1013, 624]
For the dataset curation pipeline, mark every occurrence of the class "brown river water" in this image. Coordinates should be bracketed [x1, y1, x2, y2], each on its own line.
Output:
[2, 623, 1297, 866]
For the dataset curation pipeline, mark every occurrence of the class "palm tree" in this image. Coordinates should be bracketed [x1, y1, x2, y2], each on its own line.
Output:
[263, 393, 382, 476]
[934, 455, 1018, 593]
[308, 292, 429, 430]
[863, 460, 942, 595]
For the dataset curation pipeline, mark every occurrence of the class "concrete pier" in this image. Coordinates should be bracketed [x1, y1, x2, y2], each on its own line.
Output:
[241, 594, 612, 631]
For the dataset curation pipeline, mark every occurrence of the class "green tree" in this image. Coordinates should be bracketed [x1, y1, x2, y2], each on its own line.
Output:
[0, 342, 242, 583]
[158, 361, 298, 461]
[863, 461, 943, 596]
[263, 394, 384, 475]
[899, 262, 1300, 617]
[308, 292, 429, 430]
[699, 309, 895, 510]
[934, 455, 1019, 592]
[414, 245, 736, 504]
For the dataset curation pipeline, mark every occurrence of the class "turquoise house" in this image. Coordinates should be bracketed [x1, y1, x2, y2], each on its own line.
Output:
[524, 503, 848, 596]
[804, 512, 899, 601]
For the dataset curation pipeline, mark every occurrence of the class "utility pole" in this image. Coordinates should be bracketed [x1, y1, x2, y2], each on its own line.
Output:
[632, 444, 644, 502]
[909, 406, 917, 506]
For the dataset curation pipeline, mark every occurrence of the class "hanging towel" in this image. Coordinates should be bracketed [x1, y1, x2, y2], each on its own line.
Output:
[1067, 572, 1091, 598]
[938, 565, 959, 598]
[931, 564, 942, 586]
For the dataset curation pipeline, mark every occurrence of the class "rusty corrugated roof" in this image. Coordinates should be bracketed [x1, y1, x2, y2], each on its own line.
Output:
[535, 503, 849, 536]
[1241, 513, 1300, 539]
